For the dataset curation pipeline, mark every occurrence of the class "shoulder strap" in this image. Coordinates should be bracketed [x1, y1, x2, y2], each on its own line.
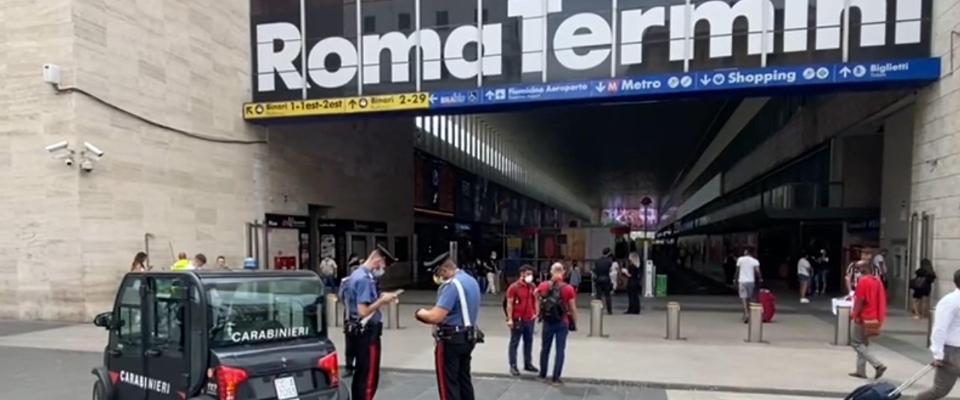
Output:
[450, 278, 473, 327]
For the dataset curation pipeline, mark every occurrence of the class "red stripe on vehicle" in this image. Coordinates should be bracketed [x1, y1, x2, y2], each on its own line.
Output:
[435, 342, 447, 400]
[109, 371, 119, 385]
[366, 343, 378, 400]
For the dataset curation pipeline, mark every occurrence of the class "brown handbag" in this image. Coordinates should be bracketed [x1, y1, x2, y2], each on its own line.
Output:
[863, 319, 882, 337]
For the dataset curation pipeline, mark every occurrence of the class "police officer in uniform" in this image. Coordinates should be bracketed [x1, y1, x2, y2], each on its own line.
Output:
[344, 245, 399, 400]
[415, 252, 483, 400]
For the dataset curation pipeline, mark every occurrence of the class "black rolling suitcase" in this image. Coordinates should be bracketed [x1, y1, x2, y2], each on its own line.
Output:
[845, 365, 934, 400]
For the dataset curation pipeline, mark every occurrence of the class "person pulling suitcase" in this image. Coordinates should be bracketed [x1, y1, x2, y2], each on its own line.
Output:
[915, 269, 960, 399]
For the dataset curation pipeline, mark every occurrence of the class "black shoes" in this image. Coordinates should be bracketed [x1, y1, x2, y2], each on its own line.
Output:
[875, 366, 888, 380]
[524, 365, 539, 373]
[509, 366, 521, 377]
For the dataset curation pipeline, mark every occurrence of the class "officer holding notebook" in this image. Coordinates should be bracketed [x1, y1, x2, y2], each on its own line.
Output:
[345, 245, 400, 400]
[415, 252, 483, 400]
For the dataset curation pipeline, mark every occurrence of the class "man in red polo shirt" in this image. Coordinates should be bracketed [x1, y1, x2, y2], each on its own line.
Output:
[506, 265, 539, 376]
[850, 260, 888, 380]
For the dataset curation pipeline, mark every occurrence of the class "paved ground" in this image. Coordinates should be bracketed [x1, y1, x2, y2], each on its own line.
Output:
[0, 292, 953, 399]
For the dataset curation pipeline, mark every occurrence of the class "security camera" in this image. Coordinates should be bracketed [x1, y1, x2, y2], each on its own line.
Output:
[80, 159, 94, 173]
[45, 141, 69, 153]
[64, 157, 74, 167]
[83, 142, 104, 158]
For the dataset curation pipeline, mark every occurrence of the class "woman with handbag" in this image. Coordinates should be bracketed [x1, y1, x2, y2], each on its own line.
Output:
[849, 260, 888, 380]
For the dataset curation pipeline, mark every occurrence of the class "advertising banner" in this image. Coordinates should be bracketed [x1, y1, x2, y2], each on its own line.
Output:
[246, 0, 935, 120]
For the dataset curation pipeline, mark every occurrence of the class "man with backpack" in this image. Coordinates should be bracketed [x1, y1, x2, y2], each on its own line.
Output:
[537, 263, 578, 386]
[505, 265, 539, 377]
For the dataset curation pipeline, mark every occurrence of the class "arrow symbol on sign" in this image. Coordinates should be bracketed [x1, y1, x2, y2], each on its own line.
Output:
[595, 83, 606, 93]
[840, 67, 852, 78]
[430, 95, 438, 104]
[700, 75, 711, 86]
[348, 99, 357, 108]
[485, 91, 495, 100]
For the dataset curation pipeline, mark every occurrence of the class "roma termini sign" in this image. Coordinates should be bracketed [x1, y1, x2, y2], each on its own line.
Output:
[245, 0, 934, 119]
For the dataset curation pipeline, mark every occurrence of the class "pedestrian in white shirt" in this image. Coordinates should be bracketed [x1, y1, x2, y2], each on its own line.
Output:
[610, 259, 620, 294]
[798, 253, 813, 304]
[734, 248, 762, 323]
[917, 269, 960, 400]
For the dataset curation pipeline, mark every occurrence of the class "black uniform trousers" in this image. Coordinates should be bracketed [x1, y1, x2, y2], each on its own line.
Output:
[435, 332, 476, 400]
[344, 326, 357, 372]
[593, 278, 613, 314]
[352, 323, 383, 400]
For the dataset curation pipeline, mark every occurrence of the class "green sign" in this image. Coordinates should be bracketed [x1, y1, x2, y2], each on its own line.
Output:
[655, 275, 668, 297]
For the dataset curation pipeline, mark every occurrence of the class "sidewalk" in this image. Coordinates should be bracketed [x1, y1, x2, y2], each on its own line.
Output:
[0, 294, 952, 398]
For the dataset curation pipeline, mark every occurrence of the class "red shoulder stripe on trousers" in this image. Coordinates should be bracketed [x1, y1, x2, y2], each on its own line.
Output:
[366, 344, 378, 400]
[435, 342, 448, 400]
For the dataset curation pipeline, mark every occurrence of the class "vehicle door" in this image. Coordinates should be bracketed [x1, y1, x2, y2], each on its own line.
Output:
[107, 276, 148, 400]
[144, 275, 197, 400]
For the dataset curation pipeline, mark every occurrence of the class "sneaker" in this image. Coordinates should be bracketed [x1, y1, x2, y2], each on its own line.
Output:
[801, 298, 810, 304]
[523, 365, 539, 373]
[875, 366, 887, 380]
[509, 366, 520, 377]
[848, 373, 868, 379]
[551, 379, 565, 387]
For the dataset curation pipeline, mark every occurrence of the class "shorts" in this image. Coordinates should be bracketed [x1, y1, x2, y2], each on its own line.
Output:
[798, 275, 811, 285]
[738, 282, 756, 300]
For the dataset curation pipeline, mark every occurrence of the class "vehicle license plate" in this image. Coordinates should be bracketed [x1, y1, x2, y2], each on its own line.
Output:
[274, 376, 299, 400]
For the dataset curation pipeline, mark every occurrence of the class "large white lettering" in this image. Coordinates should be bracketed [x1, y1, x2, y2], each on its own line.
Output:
[254, 0, 924, 92]
[230, 327, 311, 343]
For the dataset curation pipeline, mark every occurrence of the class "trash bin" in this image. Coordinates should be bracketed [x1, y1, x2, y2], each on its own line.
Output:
[655, 274, 668, 297]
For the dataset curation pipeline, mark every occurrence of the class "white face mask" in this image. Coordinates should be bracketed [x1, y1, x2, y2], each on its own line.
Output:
[523, 275, 533, 283]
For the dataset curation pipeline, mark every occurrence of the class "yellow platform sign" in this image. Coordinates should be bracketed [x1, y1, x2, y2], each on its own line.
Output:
[244, 92, 429, 120]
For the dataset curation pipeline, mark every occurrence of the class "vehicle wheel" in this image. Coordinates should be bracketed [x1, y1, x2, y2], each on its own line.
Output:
[92, 380, 106, 400]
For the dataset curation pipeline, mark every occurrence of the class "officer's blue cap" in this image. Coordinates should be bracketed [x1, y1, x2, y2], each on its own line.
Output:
[425, 252, 452, 273]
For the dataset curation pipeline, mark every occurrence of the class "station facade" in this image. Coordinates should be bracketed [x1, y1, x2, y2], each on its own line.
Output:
[0, 0, 957, 320]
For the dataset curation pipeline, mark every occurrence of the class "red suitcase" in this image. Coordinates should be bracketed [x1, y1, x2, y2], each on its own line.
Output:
[758, 289, 776, 322]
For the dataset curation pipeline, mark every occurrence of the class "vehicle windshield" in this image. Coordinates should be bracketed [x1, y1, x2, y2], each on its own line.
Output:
[205, 276, 325, 347]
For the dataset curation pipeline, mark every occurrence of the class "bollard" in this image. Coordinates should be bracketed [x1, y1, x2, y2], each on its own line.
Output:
[387, 299, 401, 330]
[325, 293, 338, 328]
[927, 307, 936, 348]
[746, 303, 764, 343]
[589, 300, 607, 338]
[834, 305, 851, 346]
[666, 302, 682, 340]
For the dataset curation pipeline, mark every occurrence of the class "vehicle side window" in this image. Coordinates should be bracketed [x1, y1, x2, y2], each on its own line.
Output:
[151, 277, 186, 352]
[117, 278, 143, 346]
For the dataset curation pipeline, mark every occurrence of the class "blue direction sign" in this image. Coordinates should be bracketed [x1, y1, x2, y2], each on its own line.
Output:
[428, 57, 940, 111]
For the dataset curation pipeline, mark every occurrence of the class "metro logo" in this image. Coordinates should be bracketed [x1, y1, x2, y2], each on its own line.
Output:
[254, 0, 924, 93]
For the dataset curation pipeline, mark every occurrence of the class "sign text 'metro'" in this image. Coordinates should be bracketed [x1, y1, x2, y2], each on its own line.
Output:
[253, 0, 928, 99]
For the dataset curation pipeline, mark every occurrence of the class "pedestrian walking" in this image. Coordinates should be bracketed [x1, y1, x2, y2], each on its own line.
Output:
[189, 253, 207, 270]
[415, 252, 483, 400]
[537, 263, 578, 386]
[734, 248, 762, 323]
[912, 259, 937, 319]
[344, 245, 399, 400]
[486, 251, 500, 295]
[915, 269, 960, 400]
[320, 257, 338, 290]
[505, 265, 539, 376]
[814, 248, 830, 295]
[624, 253, 642, 314]
[848, 260, 887, 380]
[568, 261, 581, 293]
[798, 252, 813, 304]
[592, 248, 614, 315]
[130, 252, 148, 272]
[846, 249, 875, 293]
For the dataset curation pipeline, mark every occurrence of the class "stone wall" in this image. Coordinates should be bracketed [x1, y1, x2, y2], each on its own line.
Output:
[0, 0, 80, 320]
[911, 0, 960, 298]
[0, 0, 415, 321]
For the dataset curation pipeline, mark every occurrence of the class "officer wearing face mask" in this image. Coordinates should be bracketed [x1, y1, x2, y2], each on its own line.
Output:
[345, 245, 399, 400]
[416, 252, 483, 400]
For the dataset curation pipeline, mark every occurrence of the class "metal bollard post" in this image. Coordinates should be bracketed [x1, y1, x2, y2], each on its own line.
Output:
[927, 307, 936, 348]
[387, 299, 401, 330]
[589, 300, 607, 338]
[834, 305, 851, 346]
[666, 302, 682, 340]
[325, 293, 338, 328]
[746, 303, 764, 343]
